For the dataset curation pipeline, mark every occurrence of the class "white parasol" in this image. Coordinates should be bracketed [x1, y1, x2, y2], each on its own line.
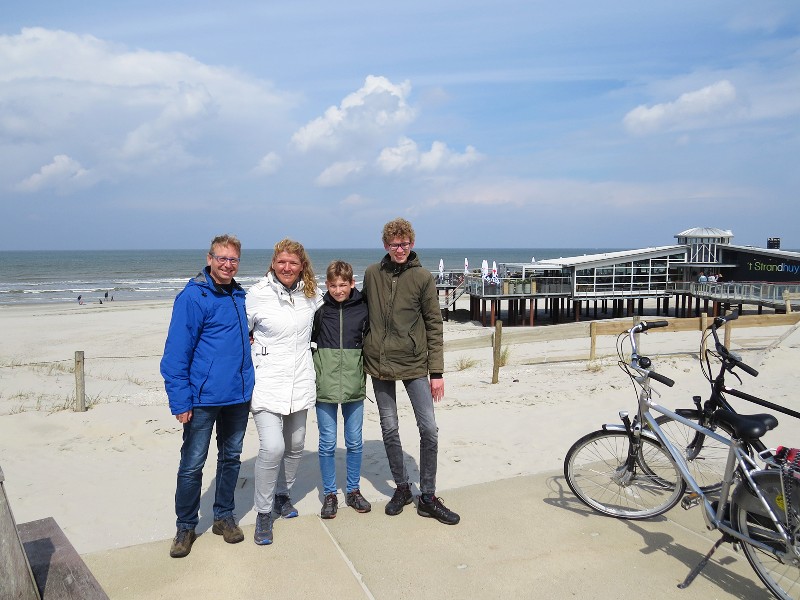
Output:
[438, 258, 444, 283]
[492, 261, 498, 278]
[464, 257, 469, 275]
[481, 259, 489, 278]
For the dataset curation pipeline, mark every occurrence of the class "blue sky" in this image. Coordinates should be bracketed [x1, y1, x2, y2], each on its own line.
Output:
[2, 1, 799, 250]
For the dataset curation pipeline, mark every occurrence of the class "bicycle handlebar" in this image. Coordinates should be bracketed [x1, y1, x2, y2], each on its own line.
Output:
[634, 320, 669, 333]
[647, 370, 675, 387]
[708, 311, 759, 378]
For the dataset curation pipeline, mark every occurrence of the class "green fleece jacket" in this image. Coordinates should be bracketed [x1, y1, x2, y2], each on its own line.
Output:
[362, 252, 444, 380]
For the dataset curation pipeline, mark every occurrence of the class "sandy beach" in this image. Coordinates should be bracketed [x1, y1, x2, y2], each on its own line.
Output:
[2, 298, 800, 597]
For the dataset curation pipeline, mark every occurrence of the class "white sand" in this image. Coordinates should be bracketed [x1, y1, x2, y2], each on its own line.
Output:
[2, 299, 800, 554]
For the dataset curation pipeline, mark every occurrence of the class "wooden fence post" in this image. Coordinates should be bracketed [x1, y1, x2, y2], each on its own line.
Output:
[632, 315, 641, 355]
[74, 351, 86, 412]
[492, 320, 502, 384]
[724, 319, 732, 349]
[589, 322, 597, 360]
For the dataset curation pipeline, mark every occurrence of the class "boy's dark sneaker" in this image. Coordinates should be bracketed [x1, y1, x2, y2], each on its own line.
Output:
[385, 483, 413, 516]
[254, 512, 274, 545]
[212, 515, 244, 544]
[274, 494, 298, 518]
[169, 528, 196, 558]
[321, 493, 338, 519]
[417, 495, 460, 525]
[346, 489, 372, 513]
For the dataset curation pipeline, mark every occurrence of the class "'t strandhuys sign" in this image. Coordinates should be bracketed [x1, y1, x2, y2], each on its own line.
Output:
[724, 248, 800, 282]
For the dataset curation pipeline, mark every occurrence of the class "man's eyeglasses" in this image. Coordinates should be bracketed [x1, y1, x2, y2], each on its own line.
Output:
[388, 242, 411, 250]
[210, 254, 240, 265]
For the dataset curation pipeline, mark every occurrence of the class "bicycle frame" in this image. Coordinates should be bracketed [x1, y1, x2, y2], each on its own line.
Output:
[629, 367, 797, 559]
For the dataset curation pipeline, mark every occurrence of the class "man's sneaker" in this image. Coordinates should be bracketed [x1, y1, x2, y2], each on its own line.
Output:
[346, 489, 372, 513]
[212, 515, 244, 544]
[417, 495, 460, 525]
[385, 483, 413, 516]
[274, 494, 298, 518]
[254, 512, 273, 545]
[320, 493, 338, 519]
[169, 528, 196, 558]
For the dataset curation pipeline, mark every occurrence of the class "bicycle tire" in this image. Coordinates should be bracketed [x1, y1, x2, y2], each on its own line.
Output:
[731, 471, 800, 600]
[650, 411, 735, 493]
[564, 429, 686, 519]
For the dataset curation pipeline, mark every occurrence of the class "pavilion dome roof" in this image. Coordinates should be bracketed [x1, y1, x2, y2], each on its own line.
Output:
[675, 227, 733, 239]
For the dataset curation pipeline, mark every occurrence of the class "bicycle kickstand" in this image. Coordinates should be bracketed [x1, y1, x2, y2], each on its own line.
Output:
[677, 533, 734, 589]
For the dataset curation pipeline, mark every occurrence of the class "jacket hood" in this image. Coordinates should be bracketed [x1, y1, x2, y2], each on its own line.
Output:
[379, 251, 422, 275]
[322, 286, 364, 308]
[190, 267, 244, 295]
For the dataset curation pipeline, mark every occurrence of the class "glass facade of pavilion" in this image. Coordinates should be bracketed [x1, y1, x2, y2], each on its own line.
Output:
[573, 250, 687, 296]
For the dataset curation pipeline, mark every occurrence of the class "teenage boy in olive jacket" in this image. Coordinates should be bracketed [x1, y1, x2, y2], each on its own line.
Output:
[362, 218, 460, 525]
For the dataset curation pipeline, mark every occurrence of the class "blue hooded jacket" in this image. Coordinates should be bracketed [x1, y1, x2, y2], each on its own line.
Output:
[161, 267, 255, 415]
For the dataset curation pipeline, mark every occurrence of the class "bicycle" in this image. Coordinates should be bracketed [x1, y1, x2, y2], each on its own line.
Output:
[653, 312, 800, 492]
[563, 319, 800, 599]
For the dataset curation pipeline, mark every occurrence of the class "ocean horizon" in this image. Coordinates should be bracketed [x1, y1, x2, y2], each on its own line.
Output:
[0, 247, 629, 306]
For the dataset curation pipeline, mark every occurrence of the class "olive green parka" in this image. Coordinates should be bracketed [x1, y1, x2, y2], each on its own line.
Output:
[361, 252, 444, 381]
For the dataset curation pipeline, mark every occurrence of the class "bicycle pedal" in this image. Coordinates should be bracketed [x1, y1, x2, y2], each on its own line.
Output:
[681, 492, 701, 510]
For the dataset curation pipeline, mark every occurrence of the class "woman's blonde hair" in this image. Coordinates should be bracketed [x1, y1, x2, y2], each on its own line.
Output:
[269, 238, 317, 298]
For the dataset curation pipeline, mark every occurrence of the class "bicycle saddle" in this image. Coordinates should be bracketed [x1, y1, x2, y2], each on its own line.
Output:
[712, 410, 779, 441]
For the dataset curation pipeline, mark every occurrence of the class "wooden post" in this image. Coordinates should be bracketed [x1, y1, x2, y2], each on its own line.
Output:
[74, 351, 86, 412]
[700, 313, 709, 356]
[492, 320, 502, 384]
[589, 321, 597, 360]
[632, 316, 641, 354]
[724, 319, 732, 349]
[0, 466, 41, 600]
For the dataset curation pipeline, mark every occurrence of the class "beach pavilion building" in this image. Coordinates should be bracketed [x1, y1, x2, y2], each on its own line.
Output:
[459, 227, 800, 326]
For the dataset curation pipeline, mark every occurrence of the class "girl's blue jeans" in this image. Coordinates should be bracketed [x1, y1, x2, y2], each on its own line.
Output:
[315, 400, 365, 495]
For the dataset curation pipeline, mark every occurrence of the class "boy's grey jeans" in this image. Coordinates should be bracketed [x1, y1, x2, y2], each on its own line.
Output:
[372, 376, 439, 495]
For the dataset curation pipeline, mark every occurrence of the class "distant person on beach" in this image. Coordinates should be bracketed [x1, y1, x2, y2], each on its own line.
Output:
[312, 260, 371, 519]
[160, 234, 254, 559]
[361, 218, 460, 525]
[77, 295, 83, 305]
[104, 291, 108, 300]
[246, 239, 322, 545]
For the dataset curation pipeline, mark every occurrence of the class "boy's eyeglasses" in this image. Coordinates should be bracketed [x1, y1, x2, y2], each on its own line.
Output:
[388, 242, 411, 250]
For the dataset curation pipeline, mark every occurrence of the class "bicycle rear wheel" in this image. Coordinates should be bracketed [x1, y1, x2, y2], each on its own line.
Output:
[564, 429, 686, 519]
[650, 411, 733, 493]
[732, 471, 800, 600]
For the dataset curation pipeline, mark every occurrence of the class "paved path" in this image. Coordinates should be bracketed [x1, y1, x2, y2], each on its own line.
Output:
[84, 472, 775, 600]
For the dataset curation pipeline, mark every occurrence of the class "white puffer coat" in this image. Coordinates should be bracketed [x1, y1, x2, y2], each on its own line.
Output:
[247, 272, 323, 415]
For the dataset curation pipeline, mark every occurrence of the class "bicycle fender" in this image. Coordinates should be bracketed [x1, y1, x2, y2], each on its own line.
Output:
[731, 470, 791, 518]
[601, 423, 663, 443]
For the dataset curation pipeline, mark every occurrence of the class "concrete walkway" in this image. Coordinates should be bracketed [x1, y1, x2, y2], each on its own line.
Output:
[84, 472, 774, 600]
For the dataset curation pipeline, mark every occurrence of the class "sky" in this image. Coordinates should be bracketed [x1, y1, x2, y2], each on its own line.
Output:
[1, 1, 799, 250]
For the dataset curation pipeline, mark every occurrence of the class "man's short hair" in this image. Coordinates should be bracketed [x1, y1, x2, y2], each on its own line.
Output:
[326, 260, 354, 282]
[209, 234, 242, 256]
[382, 218, 415, 245]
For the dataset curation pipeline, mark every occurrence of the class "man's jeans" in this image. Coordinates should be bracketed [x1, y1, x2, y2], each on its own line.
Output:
[175, 402, 249, 530]
[316, 400, 365, 494]
[372, 377, 438, 495]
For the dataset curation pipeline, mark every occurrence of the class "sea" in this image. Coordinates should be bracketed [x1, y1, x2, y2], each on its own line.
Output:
[0, 248, 621, 306]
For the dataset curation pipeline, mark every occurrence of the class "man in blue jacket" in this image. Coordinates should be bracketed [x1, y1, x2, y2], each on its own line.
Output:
[161, 234, 255, 558]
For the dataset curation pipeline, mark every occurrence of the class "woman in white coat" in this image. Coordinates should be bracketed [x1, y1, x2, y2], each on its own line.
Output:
[247, 239, 322, 545]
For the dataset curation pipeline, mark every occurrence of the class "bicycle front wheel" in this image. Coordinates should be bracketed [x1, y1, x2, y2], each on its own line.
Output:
[564, 429, 686, 519]
[732, 471, 800, 600]
[651, 411, 733, 493]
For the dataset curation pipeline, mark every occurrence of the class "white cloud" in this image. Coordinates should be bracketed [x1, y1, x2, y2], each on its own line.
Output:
[0, 28, 294, 183]
[377, 137, 483, 173]
[623, 80, 739, 135]
[340, 193, 370, 207]
[15, 154, 92, 192]
[252, 152, 282, 176]
[291, 75, 415, 152]
[315, 160, 366, 187]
